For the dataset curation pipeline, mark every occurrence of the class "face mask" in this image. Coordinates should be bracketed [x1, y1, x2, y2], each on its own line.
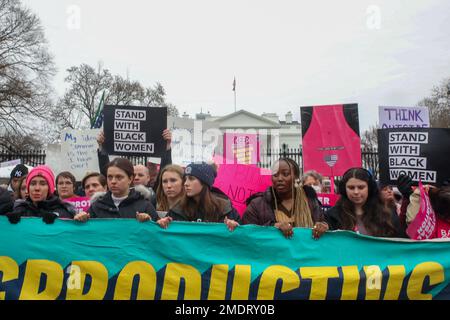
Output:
[312, 185, 322, 193]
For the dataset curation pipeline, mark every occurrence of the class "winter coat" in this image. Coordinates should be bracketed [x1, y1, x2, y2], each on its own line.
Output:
[168, 196, 241, 223]
[0, 188, 14, 215]
[325, 205, 405, 237]
[8, 195, 76, 219]
[242, 185, 324, 226]
[88, 185, 158, 220]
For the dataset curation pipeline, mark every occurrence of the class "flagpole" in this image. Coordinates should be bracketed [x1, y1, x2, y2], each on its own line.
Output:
[234, 89, 236, 113]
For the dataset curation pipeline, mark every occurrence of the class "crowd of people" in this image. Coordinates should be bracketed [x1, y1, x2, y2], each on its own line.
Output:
[0, 129, 449, 241]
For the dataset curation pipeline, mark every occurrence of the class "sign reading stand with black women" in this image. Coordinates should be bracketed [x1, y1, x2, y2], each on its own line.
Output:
[378, 128, 450, 185]
[103, 105, 167, 157]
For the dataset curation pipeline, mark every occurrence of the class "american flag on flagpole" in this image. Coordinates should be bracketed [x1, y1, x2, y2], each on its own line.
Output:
[232, 77, 236, 91]
[91, 91, 105, 129]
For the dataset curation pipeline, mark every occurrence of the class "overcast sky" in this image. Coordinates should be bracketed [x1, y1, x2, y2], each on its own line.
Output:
[23, 0, 450, 131]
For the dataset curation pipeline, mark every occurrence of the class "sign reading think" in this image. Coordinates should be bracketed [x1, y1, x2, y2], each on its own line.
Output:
[61, 129, 100, 181]
[103, 105, 167, 157]
[379, 106, 430, 129]
[378, 128, 450, 185]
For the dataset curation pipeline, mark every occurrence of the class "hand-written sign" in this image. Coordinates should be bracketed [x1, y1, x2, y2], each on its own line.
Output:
[379, 106, 430, 129]
[378, 128, 450, 185]
[104, 105, 167, 157]
[213, 164, 272, 216]
[61, 129, 100, 181]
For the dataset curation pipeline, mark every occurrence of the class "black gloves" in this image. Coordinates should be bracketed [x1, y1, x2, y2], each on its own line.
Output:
[42, 212, 58, 224]
[397, 174, 414, 198]
[7, 212, 21, 224]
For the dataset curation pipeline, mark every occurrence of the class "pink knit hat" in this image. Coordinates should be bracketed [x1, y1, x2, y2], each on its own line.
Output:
[26, 165, 56, 196]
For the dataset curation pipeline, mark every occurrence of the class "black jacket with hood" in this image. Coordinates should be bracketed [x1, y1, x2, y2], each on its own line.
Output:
[8, 195, 76, 219]
[0, 187, 14, 215]
[88, 184, 158, 220]
[168, 196, 241, 223]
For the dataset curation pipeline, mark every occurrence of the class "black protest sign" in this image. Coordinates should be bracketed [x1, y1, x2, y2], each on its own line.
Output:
[103, 105, 167, 157]
[378, 128, 450, 185]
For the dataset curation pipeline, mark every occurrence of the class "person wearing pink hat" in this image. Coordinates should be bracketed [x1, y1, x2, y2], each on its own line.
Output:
[6, 165, 88, 224]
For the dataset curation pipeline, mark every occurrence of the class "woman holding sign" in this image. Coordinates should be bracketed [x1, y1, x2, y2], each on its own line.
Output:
[88, 158, 158, 221]
[325, 168, 403, 237]
[6, 165, 87, 224]
[157, 162, 241, 231]
[242, 158, 327, 239]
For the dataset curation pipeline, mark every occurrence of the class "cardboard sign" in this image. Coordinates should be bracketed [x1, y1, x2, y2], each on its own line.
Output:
[379, 106, 429, 129]
[301, 104, 361, 176]
[223, 133, 260, 165]
[406, 182, 436, 240]
[65, 196, 91, 213]
[378, 128, 450, 185]
[213, 164, 272, 216]
[103, 105, 167, 157]
[60, 129, 101, 181]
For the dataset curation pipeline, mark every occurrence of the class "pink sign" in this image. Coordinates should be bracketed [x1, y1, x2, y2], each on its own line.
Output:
[223, 133, 260, 165]
[301, 104, 362, 176]
[406, 182, 437, 240]
[213, 164, 272, 216]
[65, 197, 91, 213]
[316, 193, 339, 207]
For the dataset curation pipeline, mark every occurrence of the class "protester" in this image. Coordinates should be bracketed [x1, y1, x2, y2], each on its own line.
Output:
[133, 164, 156, 203]
[82, 172, 107, 198]
[379, 183, 400, 215]
[242, 158, 327, 239]
[326, 168, 404, 237]
[55, 171, 77, 200]
[398, 174, 450, 239]
[8, 164, 29, 194]
[96, 129, 173, 192]
[0, 187, 14, 215]
[155, 164, 185, 213]
[88, 158, 158, 221]
[5, 165, 87, 224]
[14, 175, 27, 200]
[301, 170, 323, 194]
[158, 162, 240, 231]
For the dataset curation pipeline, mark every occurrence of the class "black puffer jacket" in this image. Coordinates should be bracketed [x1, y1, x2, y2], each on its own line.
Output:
[8, 195, 76, 219]
[89, 185, 158, 220]
[0, 188, 14, 215]
[168, 196, 241, 223]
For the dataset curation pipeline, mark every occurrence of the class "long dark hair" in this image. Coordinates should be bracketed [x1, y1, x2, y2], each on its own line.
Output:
[336, 168, 396, 237]
[429, 186, 450, 221]
[179, 179, 225, 222]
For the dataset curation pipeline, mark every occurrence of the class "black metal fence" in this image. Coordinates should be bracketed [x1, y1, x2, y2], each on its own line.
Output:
[258, 147, 379, 179]
[0, 147, 380, 179]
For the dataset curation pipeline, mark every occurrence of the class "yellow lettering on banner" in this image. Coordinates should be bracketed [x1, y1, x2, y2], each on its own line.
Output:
[66, 261, 108, 300]
[114, 261, 156, 300]
[0, 257, 19, 300]
[384, 266, 406, 300]
[407, 262, 444, 300]
[20, 260, 63, 300]
[161, 263, 201, 300]
[364, 265, 382, 300]
[230, 265, 251, 300]
[207, 265, 229, 300]
[340, 266, 359, 300]
[299, 267, 339, 300]
[257, 265, 299, 300]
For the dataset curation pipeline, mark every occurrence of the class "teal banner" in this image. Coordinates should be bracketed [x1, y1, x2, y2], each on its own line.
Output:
[0, 216, 450, 300]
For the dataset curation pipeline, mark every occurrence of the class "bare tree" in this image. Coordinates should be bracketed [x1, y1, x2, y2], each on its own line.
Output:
[417, 77, 450, 128]
[361, 124, 378, 149]
[0, 0, 55, 135]
[52, 63, 179, 131]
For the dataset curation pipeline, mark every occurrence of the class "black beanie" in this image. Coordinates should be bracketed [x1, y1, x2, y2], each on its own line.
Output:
[184, 162, 216, 188]
[10, 164, 28, 180]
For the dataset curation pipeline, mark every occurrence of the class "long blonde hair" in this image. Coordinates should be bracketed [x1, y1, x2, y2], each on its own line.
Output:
[156, 165, 185, 211]
[271, 158, 314, 228]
